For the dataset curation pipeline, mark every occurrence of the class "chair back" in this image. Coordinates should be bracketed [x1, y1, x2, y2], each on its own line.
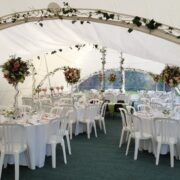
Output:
[59, 97, 73, 105]
[154, 118, 179, 144]
[104, 93, 114, 103]
[116, 93, 126, 102]
[100, 103, 108, 118]
[48, 118, 61, 141]
[150, 102, 163, 111]
[140, 97, 150, 104]
[88, 98, 101, 105]
[50, 106, 64, 116]
[137, 104, 152, 112]
[66, 109, 77, 123]
[84, 104, 98, 121]
[174, 106, 180, 116]
[151, 97, 162, 103]
[59, 114, 69, 134]
[19, 105, 32, 114]
[59, 104, 76, 116]
[0, 124, 26, 153]
[22, 97, 34, 107]
[119, 108, 128, 128]
[132, 115, 148, 138]
[126, 105, 136, 114]
[125, 113, 134, 133]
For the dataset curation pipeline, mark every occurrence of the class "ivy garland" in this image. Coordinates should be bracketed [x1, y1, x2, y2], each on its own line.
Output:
[0, 2, 179, 41]
[128, 16, 162, 33]
[36, 43, 100, 59]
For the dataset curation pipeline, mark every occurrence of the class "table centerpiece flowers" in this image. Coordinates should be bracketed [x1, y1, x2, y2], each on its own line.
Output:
[2, 57, 30, 116]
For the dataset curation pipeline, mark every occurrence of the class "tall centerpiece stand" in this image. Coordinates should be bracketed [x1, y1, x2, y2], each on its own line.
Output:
[2, 57, 30, 118]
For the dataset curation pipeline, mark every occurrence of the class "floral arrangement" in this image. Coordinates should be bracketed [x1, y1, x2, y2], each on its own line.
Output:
[56, 86, 60, 91]
[149, 73, 161, 82]
[50, 87, 54, 91]
[108, 73, 116, 82]
[63, 66, 80, 84]
[60, 86, 64, 91]
[160, 65, 180, 87]
[35, 87, 42, 94]
[162, 109, 170, 115]
[2, 57, 30, 86]
[1, 107, 15, 117]
[98, 72, 103, 82]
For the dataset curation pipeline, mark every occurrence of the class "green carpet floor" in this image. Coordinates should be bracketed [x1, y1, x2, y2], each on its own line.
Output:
[2, 115, 180, 180]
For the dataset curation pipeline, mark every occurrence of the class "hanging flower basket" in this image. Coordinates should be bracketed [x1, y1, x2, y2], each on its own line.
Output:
[2, 57, 30, 86]
[63, 66, 80, 84]
[161, 65, 180, 87]
[108, 73, 116, 82]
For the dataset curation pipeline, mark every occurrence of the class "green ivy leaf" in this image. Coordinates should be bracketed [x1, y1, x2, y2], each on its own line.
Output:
[72, 20, 76, 24]
[128, 28, 133, 33]
[132, 16, 142, 27]
[39, 22, 43, 27]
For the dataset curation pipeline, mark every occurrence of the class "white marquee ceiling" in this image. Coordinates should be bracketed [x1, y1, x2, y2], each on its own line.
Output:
[0, 0, 179, 105]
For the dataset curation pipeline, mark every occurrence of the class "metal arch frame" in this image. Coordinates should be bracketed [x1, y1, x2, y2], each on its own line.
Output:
[0, 8, 179, 45]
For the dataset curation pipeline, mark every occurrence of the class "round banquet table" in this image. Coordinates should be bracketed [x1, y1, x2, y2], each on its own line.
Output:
[0, 114, 56, 170]
[135, 111, 180, 155]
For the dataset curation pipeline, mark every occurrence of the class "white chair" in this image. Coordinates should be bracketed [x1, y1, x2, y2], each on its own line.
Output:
[126, 105, 136, 114]
[151, 97, 162, 103]
[19, 105, 32, 114]
[154, 118, 179, 168]
[139, 97, 150, 105]
[119, 108, 130, 148]
[104, 93, 114, 103]
[53, 106, 72, 155]
[150, 102, 164, 111]
[50, 106, 64, 116]
[137, 104, 152, 112]
[59, 112, 72, 155]
[67, 109, 77, 140]
[88, 98, 101, 105]
[173, 106, 180, 116]
[0, 124, 29, 180]
[46, 117, 67, 168]
[125, 115, 154, 160]
[95, 102, 107, 134]
[116, 93, 126, 102]
[22, 97, 34, 107]
[59, 97, 73, 105]
[79, 104, 98, 139]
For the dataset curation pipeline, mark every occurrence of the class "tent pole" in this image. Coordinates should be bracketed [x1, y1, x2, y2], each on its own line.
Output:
[120, 52, 125, 93]
[100, 47, 106, 92]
